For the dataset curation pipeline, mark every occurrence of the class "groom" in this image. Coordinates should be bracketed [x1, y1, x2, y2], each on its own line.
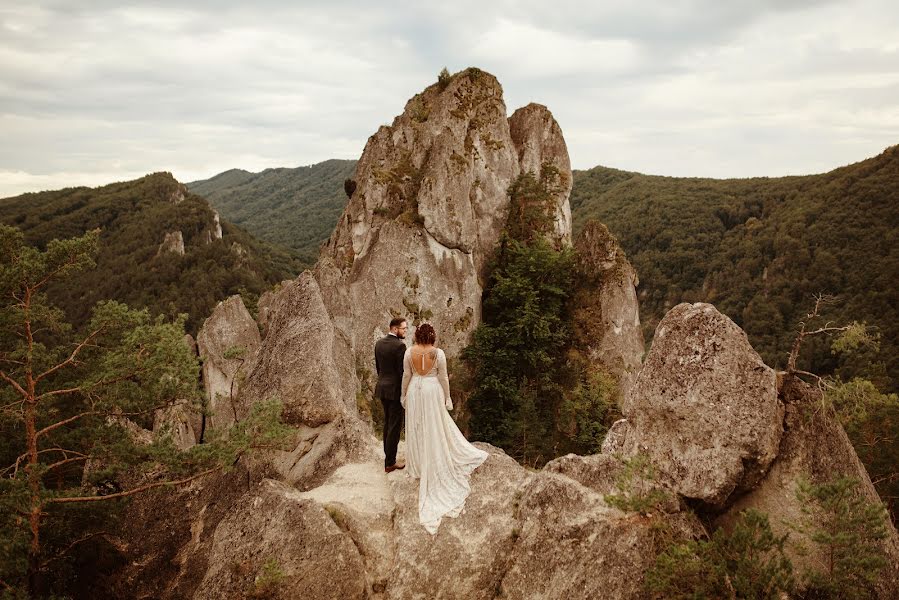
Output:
[375, 317, 408, 473]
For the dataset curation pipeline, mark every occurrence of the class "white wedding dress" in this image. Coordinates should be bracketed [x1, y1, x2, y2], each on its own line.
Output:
[401, 346, 488, 534]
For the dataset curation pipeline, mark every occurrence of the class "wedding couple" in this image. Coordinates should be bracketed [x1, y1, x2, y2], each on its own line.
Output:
[374, 317, 488, 534]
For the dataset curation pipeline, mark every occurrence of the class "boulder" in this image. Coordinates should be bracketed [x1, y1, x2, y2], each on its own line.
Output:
[499, 461, 703, 599]
[621, 302, 783, 507]
[717, 376, 899, 597]
[237, 271, 368, 489]
[386, 444, 531, 599]
[196, 295, 261, 432]
[193, 478, 367, 600]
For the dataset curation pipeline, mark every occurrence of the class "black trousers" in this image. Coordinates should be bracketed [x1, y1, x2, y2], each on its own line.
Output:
[381, 395, 404, 468]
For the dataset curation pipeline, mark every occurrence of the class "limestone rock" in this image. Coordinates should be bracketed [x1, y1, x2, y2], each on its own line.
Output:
[621, 302, 783, 507]
[509, 102, 573, 245]
[156, 230, 185, 256]
[601, 418, 630, 455]
[257, 280, 295, 339]
[196, 295, 261, 432]
[152, 400, 200, 450]
[237, 272, 368, 488]
[316, 68, 573, 367]
[193, 478, 366, 600]
[499, 466, 703, 599]
[717, 377, 899, 597]
[386, 444, 531, 599]
[572, 220, 645, 401]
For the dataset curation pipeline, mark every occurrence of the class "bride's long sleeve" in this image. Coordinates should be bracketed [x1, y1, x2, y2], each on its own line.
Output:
[400, 348, 412, 408]
[436, 349, 452, 408]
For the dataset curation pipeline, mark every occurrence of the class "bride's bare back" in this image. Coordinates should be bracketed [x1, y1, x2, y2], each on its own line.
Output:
[409, 345, 438, 375]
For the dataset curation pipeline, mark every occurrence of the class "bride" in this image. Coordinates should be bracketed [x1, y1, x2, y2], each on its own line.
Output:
[401, 323, 488, 534]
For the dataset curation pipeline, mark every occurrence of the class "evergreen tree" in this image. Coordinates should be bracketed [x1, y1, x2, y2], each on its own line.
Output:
[0, 225, 289, 596]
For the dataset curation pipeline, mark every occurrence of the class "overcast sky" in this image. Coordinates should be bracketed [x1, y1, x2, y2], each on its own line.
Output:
[1, 1, 897, 197]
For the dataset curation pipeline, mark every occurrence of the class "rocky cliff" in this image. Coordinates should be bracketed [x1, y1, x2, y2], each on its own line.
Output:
[315, 68, 572, 366]
[101, 300, 898, 599]
[93, 72, 897, 599]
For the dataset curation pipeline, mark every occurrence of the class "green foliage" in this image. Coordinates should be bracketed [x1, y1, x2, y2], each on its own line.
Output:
[0, 173, 296, 336]
[0, 226, 291, 596]
[646, 509, 795, 599]
[247, 557, 285, 599]
[825, 378, 899, 524]
[188, 160, 355, 269]
[463, 169, 613, 465]
[603, 453, 671, 514]
[794, 477, 890, 598]
[463, 233, 576, 464]
[437, 67, 451, 90]
[570, 146, 899, 395]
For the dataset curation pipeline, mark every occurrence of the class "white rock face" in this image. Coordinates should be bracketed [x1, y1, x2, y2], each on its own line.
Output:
[196, 295, 261, 432]
[157, 230, 185, 256]
[620, 302, 784, 507]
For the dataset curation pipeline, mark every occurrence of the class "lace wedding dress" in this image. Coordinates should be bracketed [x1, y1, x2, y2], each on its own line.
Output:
[401, 346, 488, 534]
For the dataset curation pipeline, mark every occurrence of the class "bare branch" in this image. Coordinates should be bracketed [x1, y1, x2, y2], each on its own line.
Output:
[47, 466, 220, 504]
[34, 326, 105, 384]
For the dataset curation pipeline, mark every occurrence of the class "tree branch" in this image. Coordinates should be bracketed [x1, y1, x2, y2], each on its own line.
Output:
[34, 326, 105, 384]
[47, 466, 221, 504]
[35, 401, 169, 439]
[44, 456, 89, 473]
[0, 369, 29, 400]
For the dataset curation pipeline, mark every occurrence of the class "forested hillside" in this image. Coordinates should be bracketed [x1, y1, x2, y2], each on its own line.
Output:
[0, 172, 299, 334]
[571, 145, 899, 393]
[188, 159, 356, 268]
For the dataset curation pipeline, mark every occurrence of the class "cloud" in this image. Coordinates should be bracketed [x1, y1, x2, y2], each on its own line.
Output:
[0, 0, 897, 197]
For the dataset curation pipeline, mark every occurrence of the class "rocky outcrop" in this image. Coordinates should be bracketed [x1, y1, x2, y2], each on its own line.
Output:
[152, 401, 200, 451]
[716, 376, 899, 597]
[193, 479, 367, 600]
[619, 302, 783, 507]
[196, 295, 261, 432]
[201, 210, 223, 244]
[316, 68, 573, 365]
[571, 220, 645, 401]
[508, 103, 572, 245]
[256, 280, 293, 339]
[236, 272, 368, 488]
[156, 230, 185, 256]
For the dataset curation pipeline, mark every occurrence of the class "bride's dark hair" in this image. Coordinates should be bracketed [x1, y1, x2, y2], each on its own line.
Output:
[414, 323, 437, 345]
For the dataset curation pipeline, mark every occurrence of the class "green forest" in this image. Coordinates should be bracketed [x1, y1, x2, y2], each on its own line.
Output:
[571, 146, 899, 394]
[0, 172, 298, 335]
[187, 159, 355, 269]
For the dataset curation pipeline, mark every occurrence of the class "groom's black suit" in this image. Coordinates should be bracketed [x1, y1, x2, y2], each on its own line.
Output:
[375, 333, 406, 468]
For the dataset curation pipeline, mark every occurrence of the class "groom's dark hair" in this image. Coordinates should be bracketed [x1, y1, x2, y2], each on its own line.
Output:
[389, 317, 406, 329]
[414, 323, 436, 345]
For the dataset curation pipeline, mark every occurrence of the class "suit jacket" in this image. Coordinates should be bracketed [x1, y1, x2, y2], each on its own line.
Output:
[375, 334, 406, 403]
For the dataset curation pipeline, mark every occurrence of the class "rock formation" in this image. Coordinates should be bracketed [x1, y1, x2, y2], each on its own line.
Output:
[157, 230, 185, 256]
[617, 302, 784, 507]
[716, 376, 899, 596]
[315, 68, 573, 366]
[196, 295, 261, 432]
[236, 272, 369, 488]
[93, 71, 897, 600]
[571, 220, 645, 400]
